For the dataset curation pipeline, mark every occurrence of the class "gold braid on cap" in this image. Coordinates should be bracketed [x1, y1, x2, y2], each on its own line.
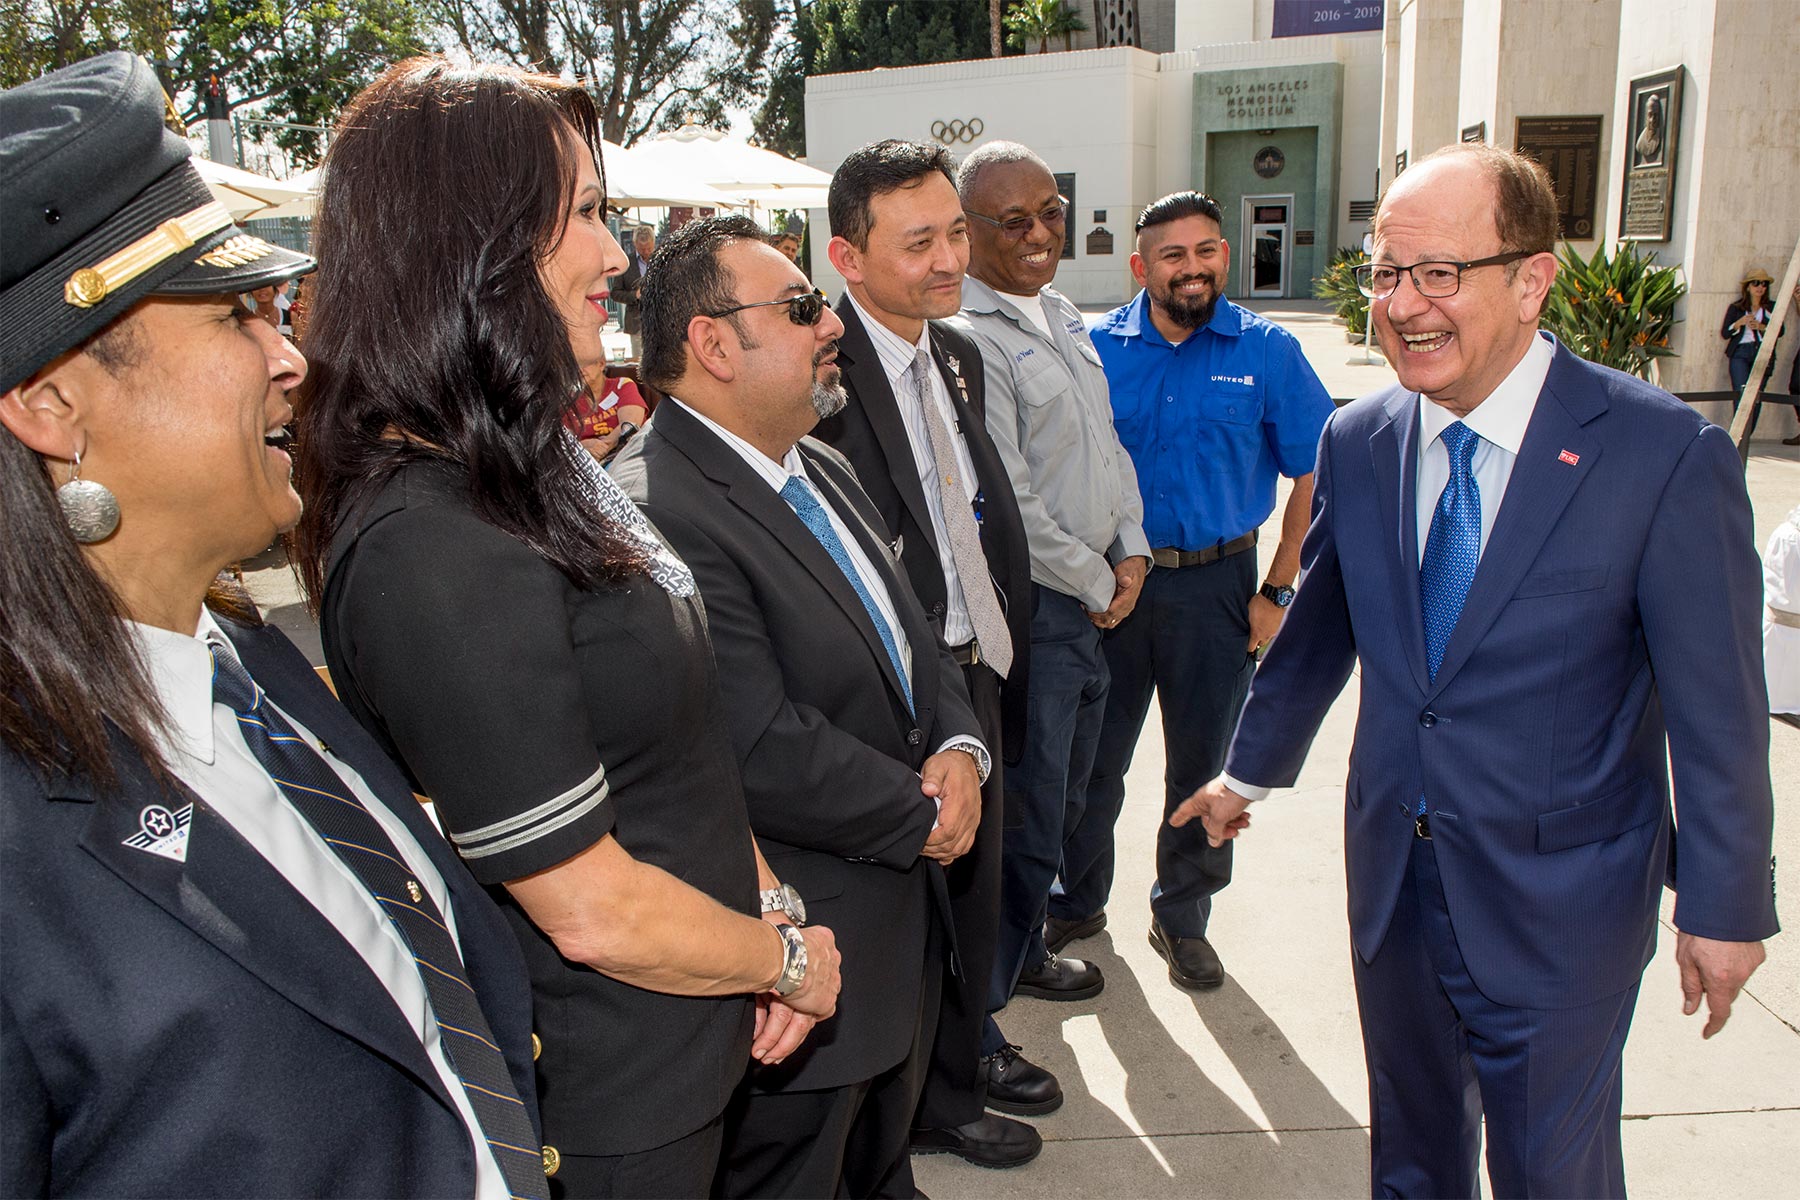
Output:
[63, 200, 246, 307]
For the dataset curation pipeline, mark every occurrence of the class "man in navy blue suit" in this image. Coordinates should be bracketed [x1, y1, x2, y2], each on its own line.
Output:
[1176, 144, 1778, 1197]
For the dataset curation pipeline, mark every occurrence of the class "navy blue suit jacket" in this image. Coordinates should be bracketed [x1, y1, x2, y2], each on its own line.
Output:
[1226, 340, 1778, 1010]
[1, 615, 539, 1197]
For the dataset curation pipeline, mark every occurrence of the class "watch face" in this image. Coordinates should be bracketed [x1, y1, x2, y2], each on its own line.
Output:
[783, 885, 807, 925]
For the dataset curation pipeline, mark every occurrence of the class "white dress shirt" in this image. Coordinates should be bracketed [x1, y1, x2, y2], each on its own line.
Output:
[846, 291, 984, 649]
[1223, 332, 1554, 802]
[131, 612, 508, 1200]
[667, 397, 991, 785]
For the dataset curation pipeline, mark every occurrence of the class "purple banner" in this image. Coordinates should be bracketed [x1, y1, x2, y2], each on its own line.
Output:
[1272, 1, 1384, 39]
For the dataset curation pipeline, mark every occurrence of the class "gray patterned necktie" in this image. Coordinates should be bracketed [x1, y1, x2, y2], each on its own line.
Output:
[561, 430, 696, 597]
[911, 350, 1012, 679]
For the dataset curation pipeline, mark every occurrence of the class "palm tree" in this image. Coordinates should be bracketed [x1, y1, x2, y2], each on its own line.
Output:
[1004, 0, 1089, 55]
[990, 0, 1004, 57]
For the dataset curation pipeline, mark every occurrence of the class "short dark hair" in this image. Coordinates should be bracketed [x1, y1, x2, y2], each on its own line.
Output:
[1404, 143, 1560, 257]
[1135, 190, 1224, 235]
[639, 214, 768, 390]
[828, 139, 957, 250]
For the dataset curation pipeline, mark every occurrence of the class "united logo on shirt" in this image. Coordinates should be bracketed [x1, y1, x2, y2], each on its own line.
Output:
[122, 802, 193, 863]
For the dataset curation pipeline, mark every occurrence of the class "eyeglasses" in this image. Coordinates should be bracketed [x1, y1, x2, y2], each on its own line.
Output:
[964, 197, 1068, 242]
[706, 288, 828, 326]
[1354, 251, 1536, 300]
[1748, 280, 1771, 287]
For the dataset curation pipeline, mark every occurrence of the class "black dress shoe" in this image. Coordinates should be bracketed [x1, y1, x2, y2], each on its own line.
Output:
[1785, 433, 1800, 446]
[1014, 952, 1104, 1001]
[982, 1042, 1063, 1115]
[1148, 919, 1225, 991]
[909, 1112, 1043, 1169]
[1044, 909, 1107, 954]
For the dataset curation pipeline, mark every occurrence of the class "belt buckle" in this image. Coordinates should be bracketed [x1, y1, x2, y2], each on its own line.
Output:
[1414, 812, 1432, 839]
[967, 639, 982, 666]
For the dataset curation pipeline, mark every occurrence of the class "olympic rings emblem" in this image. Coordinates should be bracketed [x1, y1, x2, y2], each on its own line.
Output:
[930, 118, 985, 145]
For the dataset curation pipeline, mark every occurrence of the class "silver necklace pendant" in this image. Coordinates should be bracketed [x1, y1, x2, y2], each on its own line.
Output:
[58, 477, 121, 543]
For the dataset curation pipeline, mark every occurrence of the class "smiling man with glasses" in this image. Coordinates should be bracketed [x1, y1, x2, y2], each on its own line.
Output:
[948, 141, 1152, 1036]
[1176, 142, 1776, 1199]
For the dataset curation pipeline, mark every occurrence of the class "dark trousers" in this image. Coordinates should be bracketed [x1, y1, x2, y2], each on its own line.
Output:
[987, 587, 1109, 1022]
[1355, 837, 1640, 1199]
[914, 661, 1004, 1130]
[1729, 341, 1771, 435]
[718, 926, 944, 1199]
[1059, 549, 1256, 938]
[550, 1112, 724, 1199]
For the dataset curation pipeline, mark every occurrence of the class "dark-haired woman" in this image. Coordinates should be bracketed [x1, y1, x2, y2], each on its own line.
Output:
[290, 59, 839, 1198]
[1722, 267, 1784, 436]
[3, 52, 542, 1198]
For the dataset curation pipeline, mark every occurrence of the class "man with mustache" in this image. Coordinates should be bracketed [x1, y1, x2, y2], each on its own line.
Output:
[611, 215, 988, 1199]
[1072, 191, 1334, 992]
[948, 141, 1149, 1030]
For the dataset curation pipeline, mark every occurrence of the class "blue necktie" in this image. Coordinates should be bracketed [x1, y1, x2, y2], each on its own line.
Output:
[779, 475, 914, 714]
[1421, 421, 1483, 683]
[208, 644, 549, 1200]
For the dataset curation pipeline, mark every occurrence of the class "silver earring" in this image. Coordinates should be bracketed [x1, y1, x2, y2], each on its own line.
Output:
[56, 448, 120, 543]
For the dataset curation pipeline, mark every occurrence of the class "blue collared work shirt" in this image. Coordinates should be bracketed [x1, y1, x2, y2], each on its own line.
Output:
[1089, 292, 1334, 550]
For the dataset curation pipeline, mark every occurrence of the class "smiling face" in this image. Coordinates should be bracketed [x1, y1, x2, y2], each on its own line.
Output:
[82, 294, 309, 563]
[717, 240, 846, 444]
[539, 131, 629, 373]
[1370, 155, 1555, 415]
[964, 158, 1064, 296]
[1133, 213, 1230, 339]
[831, 172, 968, 341]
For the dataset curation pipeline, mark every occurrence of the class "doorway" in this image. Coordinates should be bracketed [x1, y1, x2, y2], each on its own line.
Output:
[1241, 195, 1292, 298]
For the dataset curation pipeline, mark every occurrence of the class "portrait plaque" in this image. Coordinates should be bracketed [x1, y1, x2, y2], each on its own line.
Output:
[1619, 68, 1683, 241]
[1515, 115, 1604, 239]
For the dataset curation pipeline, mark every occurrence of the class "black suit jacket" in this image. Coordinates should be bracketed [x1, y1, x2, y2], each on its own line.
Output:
[814, 300, 1033, 762]
[610, 403, 983, 1092]
[0, 616, 539, 1198]
[613, 252, 648, 335]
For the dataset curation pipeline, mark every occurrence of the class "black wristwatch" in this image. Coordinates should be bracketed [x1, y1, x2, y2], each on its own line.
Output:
[1259, 581, 1296, 608]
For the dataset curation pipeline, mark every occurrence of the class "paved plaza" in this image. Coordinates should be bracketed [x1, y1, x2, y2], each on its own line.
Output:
[247, 301, 1798, 1199]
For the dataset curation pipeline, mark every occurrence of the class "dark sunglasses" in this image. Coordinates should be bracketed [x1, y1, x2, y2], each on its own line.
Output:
[964, 197, 1069, 242]
[707, 288, 829, 326]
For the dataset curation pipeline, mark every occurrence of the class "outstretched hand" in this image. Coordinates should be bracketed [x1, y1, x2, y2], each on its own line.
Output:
[1169, 776, 1254, 847]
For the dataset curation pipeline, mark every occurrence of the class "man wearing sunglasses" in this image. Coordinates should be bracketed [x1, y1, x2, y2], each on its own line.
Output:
[948, 141, 1152, 1032]
[1176, 144, 1775, 1197]
[1073, 191, 1334, 996]
[613, 215, 989, 1199]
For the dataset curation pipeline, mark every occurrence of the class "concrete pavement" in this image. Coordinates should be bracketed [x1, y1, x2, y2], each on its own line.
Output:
[244, 299, 1798, 1197]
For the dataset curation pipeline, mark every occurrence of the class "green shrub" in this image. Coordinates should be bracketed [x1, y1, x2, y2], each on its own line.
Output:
[1540, 241, 1686, 380]
[1314, 245, 1370, 334]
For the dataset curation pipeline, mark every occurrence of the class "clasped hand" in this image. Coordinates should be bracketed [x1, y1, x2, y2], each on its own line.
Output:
[751, 921, 841, 1065]
[920, 748, 982, 864]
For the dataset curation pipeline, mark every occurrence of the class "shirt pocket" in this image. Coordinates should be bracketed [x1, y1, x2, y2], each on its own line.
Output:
[1199, 379, 1261, 426]
[1014, 357, 1081, 465]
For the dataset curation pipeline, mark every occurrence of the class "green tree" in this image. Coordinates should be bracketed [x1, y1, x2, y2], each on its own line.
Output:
[1003, 0, 1086, 54]
[430, 0, 777, 146]
[1, 0, 429, 163]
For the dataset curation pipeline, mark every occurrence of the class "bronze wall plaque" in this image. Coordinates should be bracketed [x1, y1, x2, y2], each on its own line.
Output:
[1619, 68, 1683, 242]
[1295, 230, 1315, 246]
[1086, 228, 1115, 256]
[1515, 115, 1604, 239]
[1461, 122, 1486, 144]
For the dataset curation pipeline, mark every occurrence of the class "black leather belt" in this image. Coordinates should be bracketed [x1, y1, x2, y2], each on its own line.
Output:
[1414, 812, 1432, 839]
[950, 640, 982, 667]
[1150, 530, 1258, 570]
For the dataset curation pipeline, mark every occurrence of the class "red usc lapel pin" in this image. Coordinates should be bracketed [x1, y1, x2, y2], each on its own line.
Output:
[1558, 449, 1581, 466]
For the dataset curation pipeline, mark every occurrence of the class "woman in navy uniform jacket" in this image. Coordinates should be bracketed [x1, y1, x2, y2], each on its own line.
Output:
[0, 54, 542, 1198]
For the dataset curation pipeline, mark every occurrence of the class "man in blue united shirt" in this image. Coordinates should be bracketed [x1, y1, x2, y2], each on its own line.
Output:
[1057, 191, 1334, 991]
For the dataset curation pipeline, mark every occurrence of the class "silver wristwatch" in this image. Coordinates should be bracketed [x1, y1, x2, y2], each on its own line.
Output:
[759, 883, 806, 924]
[771, 922, 808, 997]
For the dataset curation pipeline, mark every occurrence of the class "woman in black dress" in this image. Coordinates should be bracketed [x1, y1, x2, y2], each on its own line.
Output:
[289, 59, 839, 1198]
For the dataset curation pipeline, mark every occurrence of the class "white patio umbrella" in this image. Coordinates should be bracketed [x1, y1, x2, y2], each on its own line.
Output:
[600, 140, 737, 209]
[245, 167, 322, 221]
[630, 125, 832, 200]
[193, 158, 317, 220]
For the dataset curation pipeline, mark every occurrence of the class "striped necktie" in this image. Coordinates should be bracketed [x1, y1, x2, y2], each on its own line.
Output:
[208, 643, 549, 1200]
[779, 475, 914, 714]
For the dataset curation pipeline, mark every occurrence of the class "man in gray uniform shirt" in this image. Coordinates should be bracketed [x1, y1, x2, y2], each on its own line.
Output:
[947, 142, 1152, 1054]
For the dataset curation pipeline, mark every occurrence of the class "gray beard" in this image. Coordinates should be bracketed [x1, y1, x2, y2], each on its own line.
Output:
[810, 380, 847, 420]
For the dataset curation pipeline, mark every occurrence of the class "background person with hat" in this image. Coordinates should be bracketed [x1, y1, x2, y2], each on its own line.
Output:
[1721, 266, 1785, 437]
[0, 52, 548, 1198]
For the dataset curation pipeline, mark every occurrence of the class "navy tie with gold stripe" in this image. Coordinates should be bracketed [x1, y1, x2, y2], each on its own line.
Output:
[208, 643, 548, 1200]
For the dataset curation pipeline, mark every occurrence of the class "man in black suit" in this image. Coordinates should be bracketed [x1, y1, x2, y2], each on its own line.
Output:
[613, 224, 655, 358]
[611, 215, 989, 1199]
[813, 139, 1055, 1171]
